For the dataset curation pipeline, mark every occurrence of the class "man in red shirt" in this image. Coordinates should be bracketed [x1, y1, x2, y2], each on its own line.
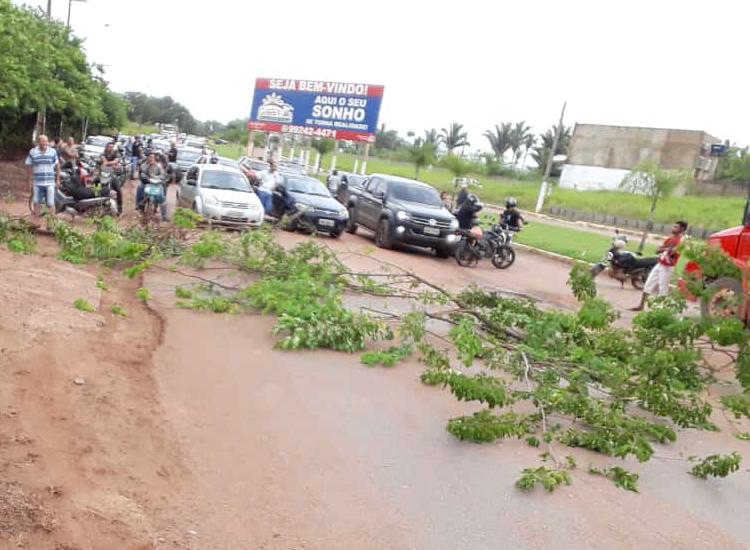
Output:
[630, 220, 688, 311]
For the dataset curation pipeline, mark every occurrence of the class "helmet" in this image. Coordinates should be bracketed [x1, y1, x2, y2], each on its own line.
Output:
[209, 155, 219, 164]
[612, 239, 627, 250]
[466, 193, 479, 205]
[505, 197, 517, 208]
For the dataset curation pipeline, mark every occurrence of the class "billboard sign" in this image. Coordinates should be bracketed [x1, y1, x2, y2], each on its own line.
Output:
[248, 78, 384, 143]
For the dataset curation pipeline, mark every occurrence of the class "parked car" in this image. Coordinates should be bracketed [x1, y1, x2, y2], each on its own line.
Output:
[183, 136, 206, 149]
[83, 135, 114, 159]
[345, 174, 458, 257]
[272, 175, 349, 237]
[174, 147, 203, 180]
[196, 155, 239, 169]
[178, 164, 264, 227]
[336, 172, 367, 204]
[278, 162, 306, 176]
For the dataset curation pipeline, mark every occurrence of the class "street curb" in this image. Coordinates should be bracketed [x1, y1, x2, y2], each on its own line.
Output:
[484, 203, 666, 242]
[514, 243, 587, 266]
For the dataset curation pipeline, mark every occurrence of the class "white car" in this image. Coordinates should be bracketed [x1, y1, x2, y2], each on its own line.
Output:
[179, 164, 264, 227]
[83, 135, 114, 159]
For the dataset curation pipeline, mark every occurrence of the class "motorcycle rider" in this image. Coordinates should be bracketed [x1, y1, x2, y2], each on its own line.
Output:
[500, 197, 524, 231]
[455, 193, 483, 231]
[456, 181, 469, 207]
[130, 137, 143, 180]
[630, 220, 688, 311]
[98, 142, 123, 215]
[136, 152, 167, 221]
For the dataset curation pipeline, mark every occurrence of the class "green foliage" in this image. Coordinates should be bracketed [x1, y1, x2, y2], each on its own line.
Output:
[361, 345, 413, 367]
[720, 394, 750, 420]
[174, 286, 193, 299]
[439, 123, 470, 153]
[74, 299, 95, 313]
[440, 154, 472, 179]
[447, 411, 536, 443]
[96, 277, 109, 292]
[689, 452, 742, 479]
[449, 317, 484, 366]
[181, 231, 228, 267]
[407, 141, 437, 179]
[568, 262, 597, 302]
[589, 466, 639, 492]
[577, 297, 618, 330]
[173, 207, 203, 229]
[111, 304, 127, 317]
[136, 287, 151, 302]
[516, 467, 572, 493]
[0, 216, 36, 254]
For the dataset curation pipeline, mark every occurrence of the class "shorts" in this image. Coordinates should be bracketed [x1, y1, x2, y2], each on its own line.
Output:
[33, 184, 55, 208]
[644, 263, 673, 296]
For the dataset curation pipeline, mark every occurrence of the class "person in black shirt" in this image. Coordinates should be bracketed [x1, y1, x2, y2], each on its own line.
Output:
[98, 142, 123, 215]
[455, 194, 483, 230]
[130, 137, 143, 180]
[456, 181, 469, 207]
[499, 197, 524, 231]
[168, 141, 178, 163]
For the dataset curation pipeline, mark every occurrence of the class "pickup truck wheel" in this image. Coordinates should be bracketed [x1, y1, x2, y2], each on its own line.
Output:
[701, 277, 744, 321]
[375, 218, 393, 249]
[345, 207, 358, 234]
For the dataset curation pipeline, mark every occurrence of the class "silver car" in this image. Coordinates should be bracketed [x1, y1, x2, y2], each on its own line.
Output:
[179, 164, 264, 227]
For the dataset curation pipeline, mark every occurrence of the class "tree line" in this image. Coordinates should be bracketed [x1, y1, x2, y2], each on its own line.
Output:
[0, 1, 128, 157]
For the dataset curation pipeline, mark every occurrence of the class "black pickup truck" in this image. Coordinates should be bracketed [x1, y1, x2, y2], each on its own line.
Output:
[345, 174, 458, 257]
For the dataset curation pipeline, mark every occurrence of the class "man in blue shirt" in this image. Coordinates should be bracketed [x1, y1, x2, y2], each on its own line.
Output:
[25, 134, 60, 227]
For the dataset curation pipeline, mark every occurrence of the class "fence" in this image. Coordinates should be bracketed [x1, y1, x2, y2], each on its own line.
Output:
[546, 205, 720, 240]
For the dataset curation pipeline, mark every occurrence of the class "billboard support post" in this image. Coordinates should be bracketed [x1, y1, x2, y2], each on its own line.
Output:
[314, 151, 321, 175]
[330, 140, 338, 172]
[247, 131, 255, 157]
[361, 143, 370, 175]
[353, 158, 359, 174]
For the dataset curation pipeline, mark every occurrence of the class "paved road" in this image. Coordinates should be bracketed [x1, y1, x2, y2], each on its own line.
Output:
[144, 226, 748, 550]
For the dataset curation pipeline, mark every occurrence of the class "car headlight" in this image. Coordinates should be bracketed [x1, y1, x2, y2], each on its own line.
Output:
[396, 210, 410, 221]
[450, 218, 459, 230]
[204, 194, 219, 205]
[339, 208, 349, 218]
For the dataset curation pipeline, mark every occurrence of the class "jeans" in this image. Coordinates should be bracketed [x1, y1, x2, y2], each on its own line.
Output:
[256, 189, 273, 214]
[130, 156, 140, 179]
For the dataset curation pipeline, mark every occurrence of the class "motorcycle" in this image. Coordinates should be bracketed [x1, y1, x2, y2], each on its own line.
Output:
[140, 175, 166, 224]
[454, 223, 515, 269]
[590, 232, 658, 289]
[28, 166, 117, 217]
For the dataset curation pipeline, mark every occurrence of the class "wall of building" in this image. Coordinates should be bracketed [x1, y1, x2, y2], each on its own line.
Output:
[566, 124, 717, 171]
[559, 164, 631, 191]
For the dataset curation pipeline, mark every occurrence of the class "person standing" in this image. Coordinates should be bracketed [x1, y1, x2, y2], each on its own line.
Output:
[60, 136, 79, 167]
[327, 169, 341, 195]
[99, 142, 123, 215]
[25, 134, 60, 228]
[630, 221, 688, 311]
[257, 159, 283, 214]
[130, 137, 143, 180]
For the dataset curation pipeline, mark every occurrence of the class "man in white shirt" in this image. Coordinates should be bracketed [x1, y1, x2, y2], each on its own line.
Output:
[257, 160, 282, 214]
[327, 169, 341, 195]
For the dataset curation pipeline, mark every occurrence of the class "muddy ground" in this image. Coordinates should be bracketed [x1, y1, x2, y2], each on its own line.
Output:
[0, 172, 749, 549]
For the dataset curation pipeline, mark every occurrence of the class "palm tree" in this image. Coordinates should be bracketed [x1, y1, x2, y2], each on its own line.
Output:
[509, 121, 532, 166]
[531, 124, 572, 175]
[483, 122, 513, 163]
[521, 132, 536, 169]
[408, 141, 437, 179]
[441, 154, 472, 180]
[423, 128, 440, 147]
[440, 123, 470, 154]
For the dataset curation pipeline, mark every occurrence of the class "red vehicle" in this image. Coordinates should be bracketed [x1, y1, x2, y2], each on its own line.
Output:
[683, 201, 750, 321]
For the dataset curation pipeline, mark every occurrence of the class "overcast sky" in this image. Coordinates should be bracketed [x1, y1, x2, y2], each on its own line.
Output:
[16, 0, 750, 148]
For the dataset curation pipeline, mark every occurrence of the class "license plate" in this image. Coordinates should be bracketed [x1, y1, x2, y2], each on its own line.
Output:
[227, 211, 242, 219]
[318, 218, 335, 227]
[423, 226, 440, 236]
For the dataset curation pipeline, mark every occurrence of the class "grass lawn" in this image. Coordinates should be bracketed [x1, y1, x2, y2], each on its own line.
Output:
[212, 143, 745, 231]
[511, 220, 657, 263]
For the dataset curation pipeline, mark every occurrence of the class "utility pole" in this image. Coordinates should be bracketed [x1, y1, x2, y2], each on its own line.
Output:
[534, 101, 566, 213]
[47, 0, 52, 18]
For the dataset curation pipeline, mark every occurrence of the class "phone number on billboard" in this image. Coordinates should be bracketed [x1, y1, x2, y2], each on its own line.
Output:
[281, 125, 337, 138]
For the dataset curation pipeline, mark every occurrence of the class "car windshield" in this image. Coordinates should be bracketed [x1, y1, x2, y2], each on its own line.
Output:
[185, 140, 203, 149]
[200, 170, 251, 192]
[86, 137, 110, 147]
[178, 150, 201, 162]
[285, 177, 330, 197]
[389, 182, 442, 207]
[346, 175, 366, 187]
